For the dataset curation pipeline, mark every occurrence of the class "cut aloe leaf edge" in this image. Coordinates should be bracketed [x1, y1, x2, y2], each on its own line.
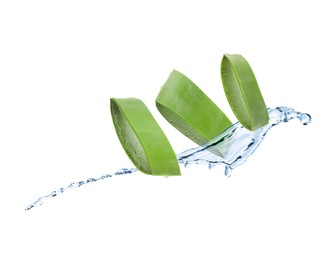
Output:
[220, 54, 269, 131]
[156, 70, 232, 146]
[110, 97, 181, 176]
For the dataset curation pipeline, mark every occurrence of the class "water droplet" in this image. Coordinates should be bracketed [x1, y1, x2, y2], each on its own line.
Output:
[69, 182, 77, 188]
[299, 113, 312, 125]
[224, 166, 231, 177]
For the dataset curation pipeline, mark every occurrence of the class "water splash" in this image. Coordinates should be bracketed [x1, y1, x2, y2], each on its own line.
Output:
[25, 168, 137, 211]
[25, 106, 311, 211]
[177, 106, 311, 176]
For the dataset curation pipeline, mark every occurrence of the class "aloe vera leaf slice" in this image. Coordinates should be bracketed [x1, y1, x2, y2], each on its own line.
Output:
[156, 70, 232, 146]
[221, 54, 269, 131]
[110, 98, 181, 176]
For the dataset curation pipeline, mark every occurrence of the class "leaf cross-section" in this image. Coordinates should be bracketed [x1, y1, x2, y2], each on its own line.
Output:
[221, 54, 268, 131]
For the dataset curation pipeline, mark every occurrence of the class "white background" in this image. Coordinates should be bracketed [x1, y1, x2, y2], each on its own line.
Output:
[1, 0, 335, 259]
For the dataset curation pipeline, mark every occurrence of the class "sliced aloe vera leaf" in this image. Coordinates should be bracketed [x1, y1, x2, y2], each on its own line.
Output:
[156, 70, 232, 146]
[110, 98, 181, 176]
[221, 54, 269, 131]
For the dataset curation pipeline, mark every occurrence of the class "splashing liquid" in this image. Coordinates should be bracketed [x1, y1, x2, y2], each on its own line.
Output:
[25, 106, 311, 211]
[178, 106, 311, 176]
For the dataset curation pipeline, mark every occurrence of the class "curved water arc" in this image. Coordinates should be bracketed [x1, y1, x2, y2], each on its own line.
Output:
[25, 106, 311, 210]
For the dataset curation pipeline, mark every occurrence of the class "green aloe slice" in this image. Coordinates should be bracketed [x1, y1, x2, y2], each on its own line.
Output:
[156, 70, 232, 146]
[221, 54, 269, 131]
[110, 98, 181, 176]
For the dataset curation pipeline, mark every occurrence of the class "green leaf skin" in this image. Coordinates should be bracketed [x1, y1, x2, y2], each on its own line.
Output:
[110, 98, 181, 176]
[221, 54, 269, 131]
[156, 70, 232, 146]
